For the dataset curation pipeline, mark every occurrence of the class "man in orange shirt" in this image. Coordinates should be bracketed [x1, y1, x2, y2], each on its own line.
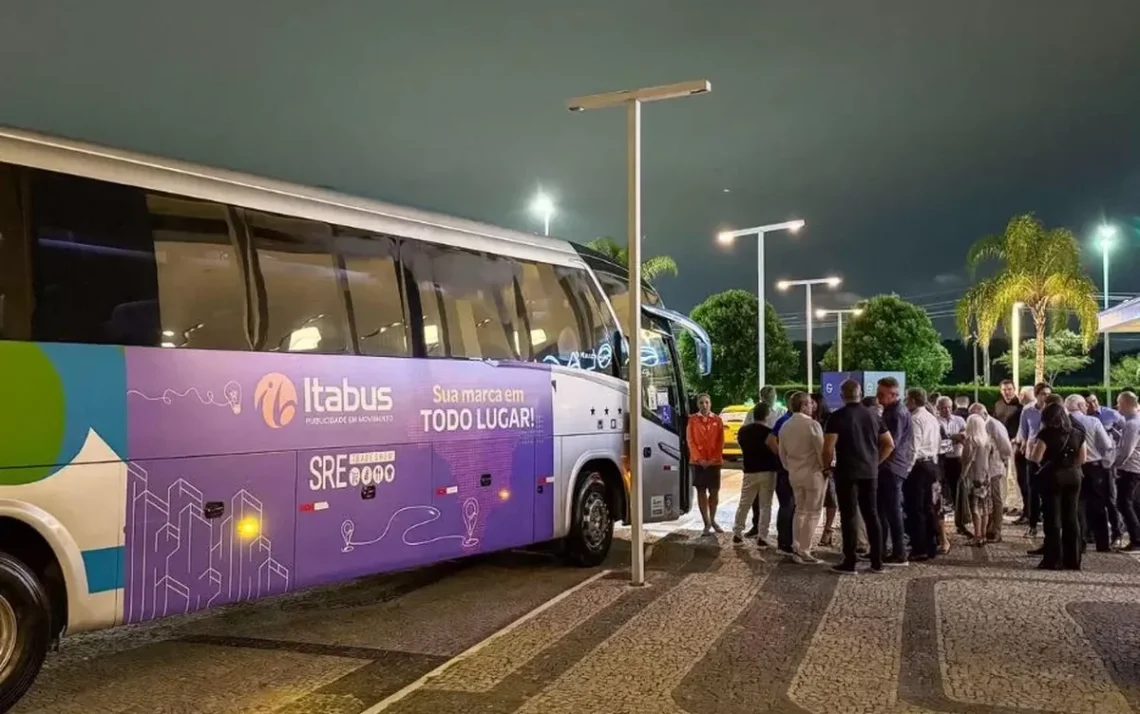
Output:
[687, 393, 725, 535]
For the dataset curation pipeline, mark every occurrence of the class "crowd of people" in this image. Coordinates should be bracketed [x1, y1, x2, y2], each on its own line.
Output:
[684, 378, 1140, 574]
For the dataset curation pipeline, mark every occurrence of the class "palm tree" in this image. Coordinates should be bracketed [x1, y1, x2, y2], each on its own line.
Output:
[586, 237, 678, 282]
[957, 214, 1099, 384]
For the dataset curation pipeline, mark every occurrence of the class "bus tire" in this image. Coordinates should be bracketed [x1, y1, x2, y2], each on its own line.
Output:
[0, 552, 51, 712]
[564, 471, 614, 567]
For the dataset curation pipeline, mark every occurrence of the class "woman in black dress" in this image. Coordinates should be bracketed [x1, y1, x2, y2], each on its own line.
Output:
[1029, 402, 1088, 570]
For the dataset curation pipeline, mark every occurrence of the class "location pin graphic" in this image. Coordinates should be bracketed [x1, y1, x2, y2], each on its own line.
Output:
[340, 520, 355, 552]
[462, 498, 479, 547]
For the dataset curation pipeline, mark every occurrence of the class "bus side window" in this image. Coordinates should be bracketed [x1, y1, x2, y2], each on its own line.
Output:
[243, 209, 350, 354]
[517, 262, 580, 366]
[518, 263, 615, 372]
[29, 169, 160, 346]
[563, 267, 617, 372]
[0, 163, 32, 341]
[403, 242, 523, 361]
[334, 230, 410, 357]
[149, 194, 250, 350]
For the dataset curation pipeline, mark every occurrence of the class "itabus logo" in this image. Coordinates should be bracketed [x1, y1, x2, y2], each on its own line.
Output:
[302, 378, 393, 414]
[255, 373, 298, 428]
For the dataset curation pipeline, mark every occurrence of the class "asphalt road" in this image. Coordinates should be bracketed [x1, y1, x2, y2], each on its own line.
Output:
[12, 547, 619, 714]
[13, 470, 745, 714]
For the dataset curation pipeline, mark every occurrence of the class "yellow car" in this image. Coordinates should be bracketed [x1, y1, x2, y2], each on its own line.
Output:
[719, 405, 751, 461]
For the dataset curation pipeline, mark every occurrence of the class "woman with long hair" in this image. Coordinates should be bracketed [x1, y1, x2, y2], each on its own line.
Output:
[961, 414, 994, 546]
[1029, 402, 1088, 569]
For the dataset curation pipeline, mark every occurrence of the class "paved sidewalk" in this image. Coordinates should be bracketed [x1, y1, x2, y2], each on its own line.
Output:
[377, 525, 1140, 714]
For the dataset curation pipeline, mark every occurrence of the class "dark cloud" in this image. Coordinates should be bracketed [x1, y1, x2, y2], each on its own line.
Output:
[2, 0, 1139, 341]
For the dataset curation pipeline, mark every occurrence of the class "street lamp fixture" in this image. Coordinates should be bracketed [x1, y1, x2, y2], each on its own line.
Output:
[530, 192, 555, 236]
[776, 276, 842, 392]
[715, 218, 806, 391]
[566, 79, 711, 588]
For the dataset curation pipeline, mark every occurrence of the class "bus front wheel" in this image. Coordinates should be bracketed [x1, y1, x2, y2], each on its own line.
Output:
[564, 472, 614, 567]
[0, 552, 51, 712]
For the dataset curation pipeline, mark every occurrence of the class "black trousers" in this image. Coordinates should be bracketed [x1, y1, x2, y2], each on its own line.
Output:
[877, 468, 906, 558]
[1081, 463, 1111, 551]
[1015, 454, 1031, 516]
[1041, 471, 1081, 569]
[1028, 461, 1045, 528]
[905, 460, 938, 558]
[775, 469, 796, 550]
[751, 494, 759, 528]
[1118, 470, 1140, 544]
[940, 456, 966, 527]
[836, 477, 882, 567]
[1107, 473, 1123, 541]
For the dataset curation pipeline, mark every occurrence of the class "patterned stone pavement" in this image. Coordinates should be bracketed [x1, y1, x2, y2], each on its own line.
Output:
[375, 525, 1140, 714]
[14, 471, 1140, 713]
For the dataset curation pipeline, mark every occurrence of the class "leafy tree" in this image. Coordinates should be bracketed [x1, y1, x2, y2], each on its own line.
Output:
[957, 214, 1099, 384]
[586, 236, 678, 282]
[679, 290, 799, 406]
[1111, 354, 1140, 389]
[819, 294, 952, 388]
[992, 330, 1091, 384]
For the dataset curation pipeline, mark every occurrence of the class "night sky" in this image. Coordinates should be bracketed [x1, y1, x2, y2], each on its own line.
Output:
[4, 1, 1140, 340]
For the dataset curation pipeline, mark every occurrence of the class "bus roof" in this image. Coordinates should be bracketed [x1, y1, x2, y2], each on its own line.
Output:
[0, 125, 582, 267]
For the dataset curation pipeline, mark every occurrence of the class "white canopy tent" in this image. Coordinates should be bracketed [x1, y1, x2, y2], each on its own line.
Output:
[1099, 296, 1140, 334]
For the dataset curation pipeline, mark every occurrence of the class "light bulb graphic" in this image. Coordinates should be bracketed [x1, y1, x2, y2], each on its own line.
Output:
[461, 498, 480, 547]
[341, 520, 356, 552]
[224, 381, 242, 415]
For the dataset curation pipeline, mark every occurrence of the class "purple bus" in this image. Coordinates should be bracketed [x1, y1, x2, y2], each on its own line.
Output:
[0, 127, 711, 708]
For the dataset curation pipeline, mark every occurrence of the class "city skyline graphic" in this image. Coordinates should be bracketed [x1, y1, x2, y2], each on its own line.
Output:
[125, 462, 291, 623]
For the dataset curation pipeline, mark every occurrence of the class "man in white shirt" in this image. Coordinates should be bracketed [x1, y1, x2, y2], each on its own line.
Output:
[1113, 391, 1140, 551]
[778, 392, 826, 565]
[936, 396, 969, 536]
[1065, 394, 1114, 552]
[968, 403, 1014, 541]
[907, 388, 942, 561]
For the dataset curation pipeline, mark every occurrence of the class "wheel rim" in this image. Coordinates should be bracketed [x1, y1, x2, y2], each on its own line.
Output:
[0, 595, 17, 674]
[581, 492, 611, 550]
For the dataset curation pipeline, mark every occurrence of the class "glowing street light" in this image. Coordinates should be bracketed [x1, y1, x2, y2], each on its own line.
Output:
[717, 219, 805, 393]
[566, 79, 710, 588]
[531, 192, 555, 236]
[1098, 223, 1118, 403]
[777, 276, 842, 393]
[815, 307, 863, 372]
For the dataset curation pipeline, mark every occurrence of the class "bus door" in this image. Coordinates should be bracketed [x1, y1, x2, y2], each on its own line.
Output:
[632, 306, 712, 522]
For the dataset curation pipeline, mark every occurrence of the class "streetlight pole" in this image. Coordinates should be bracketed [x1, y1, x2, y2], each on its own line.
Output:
[530, 192, 555, 236]
[566, 79, 710, 587]
[815, 308, 863, 372]
[717, 219, 805, 393]
[778, 276, 842, 394]
[1099, 224, 1117, 404]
